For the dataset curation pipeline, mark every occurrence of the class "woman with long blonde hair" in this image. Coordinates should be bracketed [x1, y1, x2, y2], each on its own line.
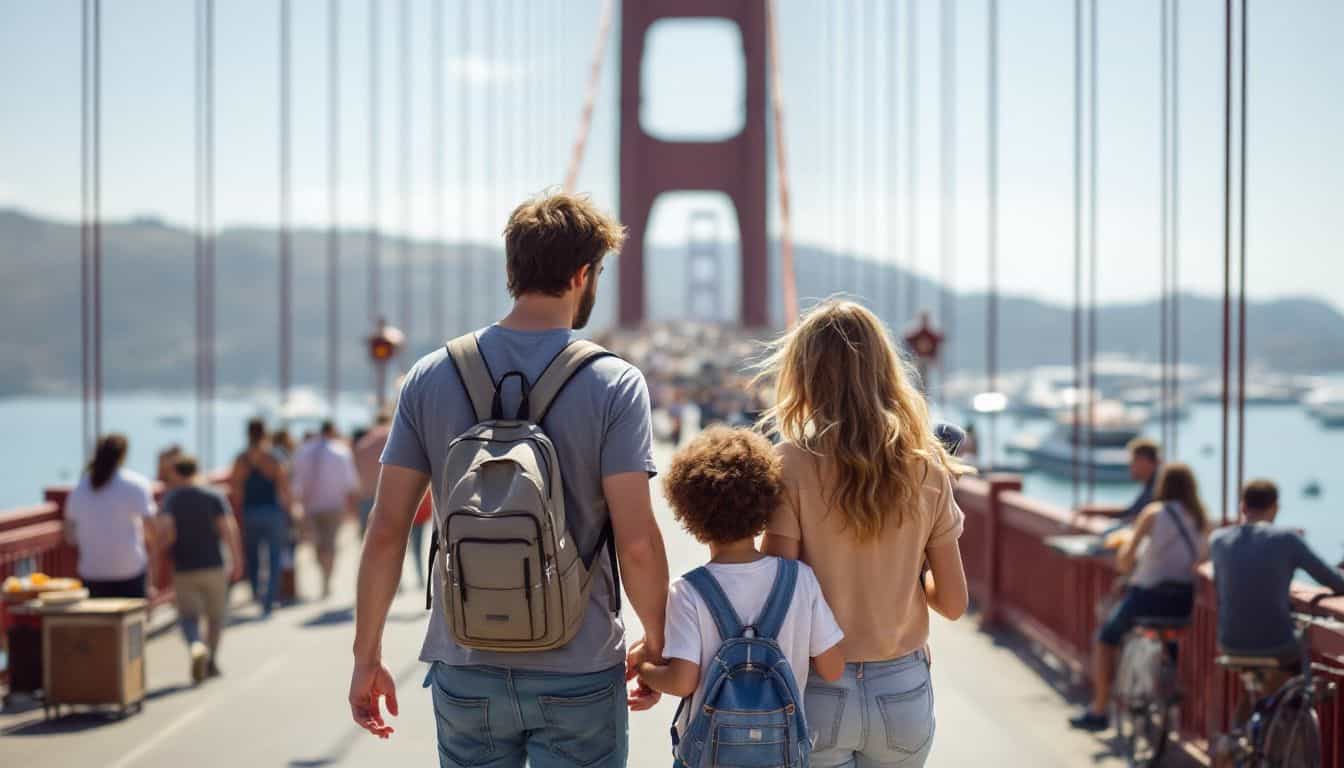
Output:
[760, 299, 971, 767]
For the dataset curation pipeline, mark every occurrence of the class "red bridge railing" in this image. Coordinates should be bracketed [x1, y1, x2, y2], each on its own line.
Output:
[957, 475, 1344, 766]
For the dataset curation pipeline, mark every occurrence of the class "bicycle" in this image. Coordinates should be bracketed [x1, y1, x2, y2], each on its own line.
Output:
[1216, 593, 1341, 768]
[1114, 615, 1187, 767]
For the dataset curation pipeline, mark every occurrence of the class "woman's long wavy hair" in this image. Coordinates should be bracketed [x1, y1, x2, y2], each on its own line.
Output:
[757, 299, 971, 541]
[88, 433, 128, 490]
[1153, 462, 1209, 532]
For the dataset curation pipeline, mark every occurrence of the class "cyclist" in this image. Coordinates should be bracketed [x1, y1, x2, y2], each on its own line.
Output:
[1070, 462, 1208, 732]
[1210, 480, 1344, 704]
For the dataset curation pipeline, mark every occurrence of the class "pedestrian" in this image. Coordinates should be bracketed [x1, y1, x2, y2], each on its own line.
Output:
[230, 418, 291, 617]
[636, 427, 845, 765]
[349, 190, 669, 767]
[64, 434, 157, 599]
[353, 410, 392, 536]
[291, 420, 360, 599]
[157, 453, 244, 682]
[758, 299, 973, 767]
[1070, 462, 1208, 732]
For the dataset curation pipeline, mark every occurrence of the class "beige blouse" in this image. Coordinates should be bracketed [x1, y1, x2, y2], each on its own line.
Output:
[766, 442, 965, 662]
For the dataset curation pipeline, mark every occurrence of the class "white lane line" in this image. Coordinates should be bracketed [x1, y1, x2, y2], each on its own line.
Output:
[106, 705, 207, 768]
[107, 654, 290, 768]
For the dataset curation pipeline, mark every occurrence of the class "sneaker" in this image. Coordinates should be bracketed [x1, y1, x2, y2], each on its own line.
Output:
[1068, 710, 1110, 732]
[189, 642, 209, 684]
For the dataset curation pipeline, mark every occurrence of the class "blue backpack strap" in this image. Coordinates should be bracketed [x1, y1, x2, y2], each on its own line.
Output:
[683, 567, 744, 640]
[753, 558, 799, 641]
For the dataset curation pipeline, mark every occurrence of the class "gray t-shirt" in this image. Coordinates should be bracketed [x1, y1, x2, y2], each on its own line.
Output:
[1210, 523, 1344, 656]
[380, 324, 656, 673]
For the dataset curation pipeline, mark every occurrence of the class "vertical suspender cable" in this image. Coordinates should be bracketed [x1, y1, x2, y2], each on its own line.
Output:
[865, 0, 879, 317]
[432, 0, 445, 340]
[938, 0, 955, 404]
[195, 0, 205, 457]
[1087, 0, 1099, 500]
[905, 0, 919, 318]
[850, 0, 862, 295]
[987, 0, 999, 467]
[93, 0, 103, 443]
[369, 0, 382, 329]
[1160, 0, 1170, 454]
[765, 0, 797, 326]
[459, 0, 473, 331]
[279, 0, 293, 403]
[1170, 0, 1182, 459]
[81, 0, 90, 456]
[825, 5, 837, 296]
[483, 0, 496, 310]
[399, 0, 413, 362]
[885, 0, 899, 324]
[204, 0, 216, 464]
[1219, 0, 1232, 526]
[81, 0, 104, 451]
[1071, 0, 1083, 509]
[1236, 0, 1248, 506]
[328, 0, 341, 418]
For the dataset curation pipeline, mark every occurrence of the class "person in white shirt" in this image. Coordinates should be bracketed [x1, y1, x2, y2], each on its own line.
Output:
[64, 434, 157, 599]
[637, 427, 845, 740]
[291, 420, 360, 598]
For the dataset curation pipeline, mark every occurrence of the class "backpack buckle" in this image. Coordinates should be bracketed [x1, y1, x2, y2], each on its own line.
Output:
[785, 703, 795, 715]
[743, 625, 757, 639]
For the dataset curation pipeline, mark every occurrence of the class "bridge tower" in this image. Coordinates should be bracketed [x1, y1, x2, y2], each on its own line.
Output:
[618, 0, 769, 328]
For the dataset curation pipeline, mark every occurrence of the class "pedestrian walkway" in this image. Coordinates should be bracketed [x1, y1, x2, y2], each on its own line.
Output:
[1, 469, 1199, 767]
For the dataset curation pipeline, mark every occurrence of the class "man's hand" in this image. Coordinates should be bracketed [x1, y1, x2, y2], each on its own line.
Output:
[349, 660, 399, 739]
[625, 637, 663, 711]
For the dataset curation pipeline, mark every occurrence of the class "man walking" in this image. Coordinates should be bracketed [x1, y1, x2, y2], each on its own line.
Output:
[158, 454, 244, 682]
[349, 191, 669, 766]
[292, 421, 361, 599]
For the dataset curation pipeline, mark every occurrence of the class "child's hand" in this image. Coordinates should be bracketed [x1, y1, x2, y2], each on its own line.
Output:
[627, 678, 661, 711]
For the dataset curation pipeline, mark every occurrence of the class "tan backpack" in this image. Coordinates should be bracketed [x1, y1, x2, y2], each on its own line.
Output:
[426, 333, 618, 652]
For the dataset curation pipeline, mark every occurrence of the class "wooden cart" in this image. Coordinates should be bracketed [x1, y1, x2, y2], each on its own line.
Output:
[36, 598, 148, 718]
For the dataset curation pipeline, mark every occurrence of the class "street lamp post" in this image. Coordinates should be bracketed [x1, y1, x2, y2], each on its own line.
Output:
[367, 316, 405, 414]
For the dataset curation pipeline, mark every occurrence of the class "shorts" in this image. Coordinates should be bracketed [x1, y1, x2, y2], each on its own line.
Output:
[307, 508, 344, 556]
[175, 567, 229, 625]
[1099, 584, 1194, 646]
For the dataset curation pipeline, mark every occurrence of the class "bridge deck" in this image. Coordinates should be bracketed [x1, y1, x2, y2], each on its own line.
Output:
[1, 477, 1194, 767]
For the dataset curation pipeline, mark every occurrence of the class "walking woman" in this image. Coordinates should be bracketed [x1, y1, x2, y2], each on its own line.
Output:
[64, 434, 157, 599]
[759, 300, 972, 767]
[1070, 462, 1208, 731]
[230, 418, 291, 617]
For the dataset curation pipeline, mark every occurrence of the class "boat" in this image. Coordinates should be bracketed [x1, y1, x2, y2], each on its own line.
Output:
[155, 412, 186, 428]
[1007, 400, 1146, 483]
[1303, 386, 1344, 428]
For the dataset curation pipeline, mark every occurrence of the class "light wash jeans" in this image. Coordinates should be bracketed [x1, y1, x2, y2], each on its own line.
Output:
[805, 650, 935, 768]
[242, 503, 286, 615]
[424, 662, 628, 768]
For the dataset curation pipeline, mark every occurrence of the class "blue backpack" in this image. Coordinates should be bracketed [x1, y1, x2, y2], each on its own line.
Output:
[671, 558, 812, 768]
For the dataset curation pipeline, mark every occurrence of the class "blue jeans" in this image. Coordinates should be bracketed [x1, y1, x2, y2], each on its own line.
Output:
[423, 662, 628, 768]
[805, 651, 935, 768]
[243, 503, 286, 615]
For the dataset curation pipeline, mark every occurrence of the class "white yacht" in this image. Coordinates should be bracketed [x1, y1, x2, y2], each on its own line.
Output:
[1007, 400, 1146, 483]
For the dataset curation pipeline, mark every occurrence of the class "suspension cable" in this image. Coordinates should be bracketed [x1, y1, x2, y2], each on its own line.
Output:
[884, 0, 898, 323]
[1160, 0, 1171, 454]
[766, 0, 797, 325]
[825, 3, 837, 296]
[196, 0, 217, 463]
[458, 0, 472, 332]
[1087, 0, 1099, 500]
[905, 0, 919, 318]
[1170, 0, 1182, 459]
[328, 0, 341, 419]
[398, 0, 412, 363]
[987, 0, 999, 467]
[938, 0, 956, 404]
[368, 0, 382, 329]
[1220, 0, 1233, 526]
[81, 0, 104, 453]
[432, 0, 444, 341]
[563, 0, 614, 191]
[1072, 0, 1083, 509]
[279, 0, 293, 403]
[1236, 0, 1248, 509]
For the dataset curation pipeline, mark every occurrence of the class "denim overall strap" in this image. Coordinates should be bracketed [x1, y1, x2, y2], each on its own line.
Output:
[754, 558, 798, 641]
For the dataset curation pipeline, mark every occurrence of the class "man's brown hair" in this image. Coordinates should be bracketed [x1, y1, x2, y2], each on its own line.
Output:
[1242, 479, 1279, 512]
[1127, 437, 1161, 464]
[663, 427, 783, 545]
[503, 191, 626, 298]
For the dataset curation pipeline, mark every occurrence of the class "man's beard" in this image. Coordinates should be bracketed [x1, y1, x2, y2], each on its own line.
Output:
[572, 273, 598, 330]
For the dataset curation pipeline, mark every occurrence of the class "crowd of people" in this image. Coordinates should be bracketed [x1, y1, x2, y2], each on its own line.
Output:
[60, 190, 1344, 765]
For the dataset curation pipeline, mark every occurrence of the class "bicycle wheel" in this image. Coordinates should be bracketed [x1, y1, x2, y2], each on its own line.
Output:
[1260, 686, 1321, 768]
[1117, 695, 1169, 767]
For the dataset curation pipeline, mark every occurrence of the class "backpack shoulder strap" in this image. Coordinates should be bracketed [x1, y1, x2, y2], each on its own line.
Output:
[445, 333, 494, 423]
[1163, 502, 1200, 563]
[528, 339, 614, 423]
[754, 558, 799, 640]
[683, 567, 744, 641]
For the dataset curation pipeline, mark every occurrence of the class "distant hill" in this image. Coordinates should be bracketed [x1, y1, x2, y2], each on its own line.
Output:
[3, 207, 1343, 396]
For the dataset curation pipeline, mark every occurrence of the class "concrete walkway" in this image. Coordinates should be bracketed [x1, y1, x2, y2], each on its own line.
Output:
[1, 463, 1198, 767]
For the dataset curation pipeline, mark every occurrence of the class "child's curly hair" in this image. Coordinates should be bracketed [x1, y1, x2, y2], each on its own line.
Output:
[663, 426, 783, 544]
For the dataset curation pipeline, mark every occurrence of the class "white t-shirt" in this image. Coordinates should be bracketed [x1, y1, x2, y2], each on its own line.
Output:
[292, 438, 360, 512]
[663, 556, 844, 726]
[66, 468, 156, 581]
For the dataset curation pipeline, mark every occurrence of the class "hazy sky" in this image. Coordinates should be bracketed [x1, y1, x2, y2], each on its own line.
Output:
[1, 0, 1341, 310]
